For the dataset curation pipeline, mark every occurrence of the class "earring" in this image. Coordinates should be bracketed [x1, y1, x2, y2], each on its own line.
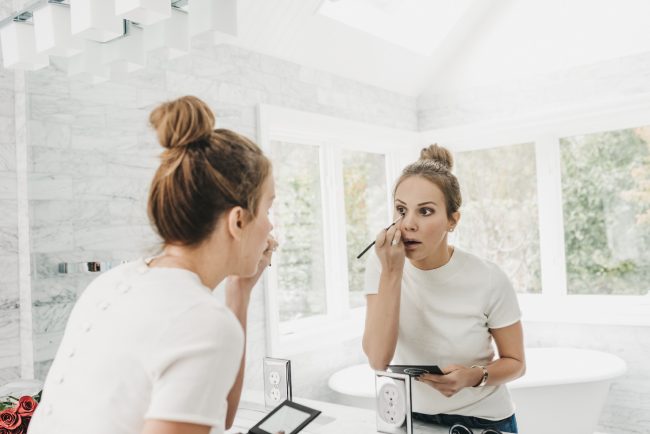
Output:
[448, 227, 455, 233]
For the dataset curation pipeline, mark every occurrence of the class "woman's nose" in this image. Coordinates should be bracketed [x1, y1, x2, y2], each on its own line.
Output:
[400, 212, 416, 230]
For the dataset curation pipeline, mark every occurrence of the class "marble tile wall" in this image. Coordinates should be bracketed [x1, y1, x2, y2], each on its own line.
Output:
[0, 45, 21, 385]
[22, 42, 416, 400]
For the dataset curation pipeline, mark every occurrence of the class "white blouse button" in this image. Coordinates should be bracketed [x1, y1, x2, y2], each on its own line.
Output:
[99, 300, 110, 310]
[67, 348, 75, 358]
[83, 322, 92, 332]
[118, 283, 131, 294]
[57, 375, 64, 384]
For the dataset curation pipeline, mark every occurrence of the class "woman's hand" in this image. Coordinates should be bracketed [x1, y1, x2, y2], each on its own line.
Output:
[416, 365, 483, 398]
[228, 234, 278, 296]
[374, 220, 405, 274]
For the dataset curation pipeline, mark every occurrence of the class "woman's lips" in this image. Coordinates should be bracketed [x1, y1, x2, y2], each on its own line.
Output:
[404, 240, 421, 251]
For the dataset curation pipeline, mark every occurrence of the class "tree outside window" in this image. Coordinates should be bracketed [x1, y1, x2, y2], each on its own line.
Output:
[454, 142, 542, 294]
[560, 127, 650, 295]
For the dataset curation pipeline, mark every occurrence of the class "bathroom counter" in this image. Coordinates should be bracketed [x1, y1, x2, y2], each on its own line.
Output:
[226, 390, 450, 434]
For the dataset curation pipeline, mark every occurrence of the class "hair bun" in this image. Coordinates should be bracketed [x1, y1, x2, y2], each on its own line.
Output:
[420, 143, 453, 171]
[149, 95, 215, 150]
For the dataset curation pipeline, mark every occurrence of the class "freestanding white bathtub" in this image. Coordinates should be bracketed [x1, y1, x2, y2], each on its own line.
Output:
[328, 347, 627, 434]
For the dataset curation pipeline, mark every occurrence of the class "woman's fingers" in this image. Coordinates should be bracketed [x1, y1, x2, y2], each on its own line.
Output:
[375, 227, 387, 247]
[385, 225, 398, 245]
[264, 234, 278, 253]
[391, 228, 402, 246]
[441, 364, 463, 375]
[419, 373, 446, 383]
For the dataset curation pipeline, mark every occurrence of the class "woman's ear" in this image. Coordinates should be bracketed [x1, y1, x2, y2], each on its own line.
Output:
[226, 206, 247, 240]
[450, 211, 461, 230]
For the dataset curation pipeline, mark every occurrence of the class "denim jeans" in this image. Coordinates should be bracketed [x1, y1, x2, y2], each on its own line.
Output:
[412, 412, 518, 433]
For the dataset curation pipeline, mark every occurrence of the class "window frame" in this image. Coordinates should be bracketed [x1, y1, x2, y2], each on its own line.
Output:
[420, 99, 650, 327]
[258, 104, 419, 356]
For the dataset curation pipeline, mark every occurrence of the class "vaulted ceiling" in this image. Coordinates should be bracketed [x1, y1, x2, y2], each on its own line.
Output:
[216, 0, 650, 97]
[3, 0, 650, 97]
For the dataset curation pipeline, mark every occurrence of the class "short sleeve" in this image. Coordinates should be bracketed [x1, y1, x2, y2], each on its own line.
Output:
[144, 304, 244, 429]
[485, 265, 522, 329]
[363, 250, 382, 295]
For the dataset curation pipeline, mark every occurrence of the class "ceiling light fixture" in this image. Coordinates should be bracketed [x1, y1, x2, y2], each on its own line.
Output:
[0, 0, 238, 77]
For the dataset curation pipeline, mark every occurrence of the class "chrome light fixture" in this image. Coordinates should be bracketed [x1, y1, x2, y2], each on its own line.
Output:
[0, 15, 49, 70]
[33, 2, 83, 57]
[65, 39, 112, 83]
[70, 0, 124, 42]
[109, 23, 146, 79]
[114, 0, 171, 26]
[144, 7, 189, 59]
[0, 0, 239, 75]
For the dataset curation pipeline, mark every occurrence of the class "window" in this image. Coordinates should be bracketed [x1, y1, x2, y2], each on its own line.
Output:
[342, 150, 389, 308]
[259, 104, 416, 354]
[420, 106, 650, 326]
[560, 127, 650, 296]
[454, 142, 542, 294]
[271, 141, 327, 321]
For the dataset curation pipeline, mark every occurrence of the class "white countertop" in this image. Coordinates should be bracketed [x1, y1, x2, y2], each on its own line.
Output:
[226, 390, 450, 434]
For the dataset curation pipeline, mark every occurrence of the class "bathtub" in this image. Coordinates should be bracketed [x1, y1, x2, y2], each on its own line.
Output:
[327, 347, 627, 434]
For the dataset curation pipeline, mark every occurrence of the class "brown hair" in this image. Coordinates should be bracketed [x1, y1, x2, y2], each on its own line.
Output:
[394, 144, 461, 221]
[147, 95, 271, 246]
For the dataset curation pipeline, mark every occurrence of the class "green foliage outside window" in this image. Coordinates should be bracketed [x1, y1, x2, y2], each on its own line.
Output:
[271, 141, 327, 321]
[455, 143, 542, 294]
[560, 127, 650, 295]
[342, 151, 388, 308]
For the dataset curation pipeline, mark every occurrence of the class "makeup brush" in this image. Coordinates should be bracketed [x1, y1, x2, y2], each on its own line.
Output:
[356, 216, 403, 259]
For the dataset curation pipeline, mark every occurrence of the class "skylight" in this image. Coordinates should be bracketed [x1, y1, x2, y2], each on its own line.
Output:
[317, 0, 474, 56]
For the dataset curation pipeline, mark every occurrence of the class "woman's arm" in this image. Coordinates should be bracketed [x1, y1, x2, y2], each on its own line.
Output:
[224, 236, 278, 429]
[417, 321, 526, 397]
[483, 320, 526, 385]
[224, 280, 251, 430]
[362, 225, 405, 370]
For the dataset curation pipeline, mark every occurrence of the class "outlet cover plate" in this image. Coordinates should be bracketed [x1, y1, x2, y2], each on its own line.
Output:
[375, 370, 412, 434]
[263, 357, 292, 409]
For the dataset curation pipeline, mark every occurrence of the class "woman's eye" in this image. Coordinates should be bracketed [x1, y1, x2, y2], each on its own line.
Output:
[396, 207, 406, 215]
[420, 208, 434, 216]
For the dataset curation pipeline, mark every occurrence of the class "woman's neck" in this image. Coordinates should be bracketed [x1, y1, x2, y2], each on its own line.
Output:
[410, 243, 454, 271]
[149, 243, 228, 289]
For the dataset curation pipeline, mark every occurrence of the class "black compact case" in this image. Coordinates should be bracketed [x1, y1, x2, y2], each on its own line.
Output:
[248, 400, 321, 434]
[387, 364, 444, 377]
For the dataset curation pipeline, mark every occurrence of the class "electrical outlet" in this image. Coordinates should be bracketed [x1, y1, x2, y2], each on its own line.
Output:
[378, 383, 406, 426]
[263, 357, 292, 409]
[375, 371, 412, 434]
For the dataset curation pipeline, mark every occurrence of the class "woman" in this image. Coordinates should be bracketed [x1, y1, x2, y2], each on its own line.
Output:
[29, 96, 277, 434]
[362, 144, 525, 433]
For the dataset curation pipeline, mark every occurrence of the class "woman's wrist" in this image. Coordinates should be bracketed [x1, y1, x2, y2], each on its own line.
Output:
[467, 365, 486, 388]
[380, 269, 403, 283]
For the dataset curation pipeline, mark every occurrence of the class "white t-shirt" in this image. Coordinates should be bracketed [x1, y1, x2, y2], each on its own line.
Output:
[28, 259, 244, 434]
[364, 247, 521, 420]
